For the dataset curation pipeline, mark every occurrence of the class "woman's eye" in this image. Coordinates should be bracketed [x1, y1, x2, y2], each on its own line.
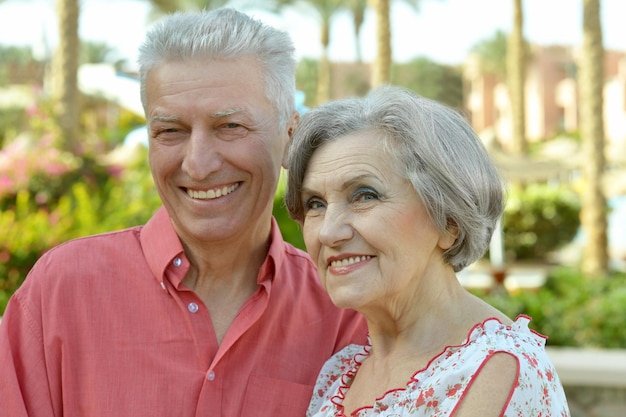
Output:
[304, 197, 325, 211]
[354, 188, 380, 202]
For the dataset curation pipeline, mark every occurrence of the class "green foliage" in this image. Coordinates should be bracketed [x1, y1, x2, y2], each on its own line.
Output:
[0, 147, 305, 315]
[502, 183, 581, 260]
[392, 57, 464, 108]
[274, 169, 305, 250]
[480, 267, 626, 348]
[0, 145, 161, 314]
[0, 106, 26, 148]
[1, 139, 623, 349]
[0, 45, 37, 86]
[296, 58, 319, 108]
[470, 30, 508, 79]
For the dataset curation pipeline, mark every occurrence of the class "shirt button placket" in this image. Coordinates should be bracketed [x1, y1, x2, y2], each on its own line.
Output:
[188, 302, 199, 313]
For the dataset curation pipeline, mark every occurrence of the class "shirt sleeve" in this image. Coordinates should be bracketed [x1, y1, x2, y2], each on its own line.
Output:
[504, 342, 571, 416]
[0, 275, 57, 416]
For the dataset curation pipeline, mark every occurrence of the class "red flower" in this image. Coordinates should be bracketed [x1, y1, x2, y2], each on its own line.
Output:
[446, 383, 463, 397]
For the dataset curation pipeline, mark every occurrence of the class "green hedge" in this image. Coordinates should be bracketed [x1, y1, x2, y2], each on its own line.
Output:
[0, 146, 162, 313]
[501, 183, 581, 261]
[0, 150, 305, 314]
[1, 142, 622, 349]
[479, 267, 626, 348]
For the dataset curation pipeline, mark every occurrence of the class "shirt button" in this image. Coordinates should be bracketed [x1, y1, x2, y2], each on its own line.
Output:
[173, 257, 182, 267]
[187, 302, 199, 313]
[207, 371, 215, 381]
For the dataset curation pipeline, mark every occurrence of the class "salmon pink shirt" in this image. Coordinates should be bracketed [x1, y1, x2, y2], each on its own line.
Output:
[0, 206, 367, 417]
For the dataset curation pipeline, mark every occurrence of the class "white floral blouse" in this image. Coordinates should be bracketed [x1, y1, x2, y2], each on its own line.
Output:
[307, 315, 570, 417]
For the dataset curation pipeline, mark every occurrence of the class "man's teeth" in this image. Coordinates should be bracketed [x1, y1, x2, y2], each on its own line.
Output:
[330, 256, 371, 267]
[187, 184, 238, 200]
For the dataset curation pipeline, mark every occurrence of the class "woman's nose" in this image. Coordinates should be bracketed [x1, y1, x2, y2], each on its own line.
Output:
[318, 204, 354, 247]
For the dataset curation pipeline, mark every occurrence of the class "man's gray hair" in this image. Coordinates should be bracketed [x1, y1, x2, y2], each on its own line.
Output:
[138, 8, 296, 127]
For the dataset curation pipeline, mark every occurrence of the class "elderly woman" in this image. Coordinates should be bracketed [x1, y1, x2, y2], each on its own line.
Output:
[285, 86, 570, 417]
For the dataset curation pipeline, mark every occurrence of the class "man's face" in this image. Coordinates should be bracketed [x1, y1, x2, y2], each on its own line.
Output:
[145, 56, 292, 245]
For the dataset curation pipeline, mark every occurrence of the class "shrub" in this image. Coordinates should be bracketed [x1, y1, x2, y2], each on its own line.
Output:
[0, 151, 305, 315]
[480, 267, 626, 348]
[0, 145, 161, 314]
[273, 169, 305, 251]
[502, 183, 581, 261]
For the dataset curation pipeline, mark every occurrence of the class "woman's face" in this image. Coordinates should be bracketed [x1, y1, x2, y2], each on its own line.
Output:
[300, 132, 455, 313]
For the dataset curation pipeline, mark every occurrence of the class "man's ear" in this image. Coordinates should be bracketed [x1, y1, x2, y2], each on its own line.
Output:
[282, 111, 300, 169]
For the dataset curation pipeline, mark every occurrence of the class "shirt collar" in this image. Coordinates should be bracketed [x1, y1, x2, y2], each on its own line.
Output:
[140, 207, 287, 289]
[140, 206, 186, 288]
[257, 218, 286, 286]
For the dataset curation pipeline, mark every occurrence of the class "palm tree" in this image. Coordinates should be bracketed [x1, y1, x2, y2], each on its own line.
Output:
[579, 0, 609, 277]
[371, 0, 422, 88]
[469, 30, 508, 79]
[348, 0, 367, 63]
[312, 0, 345, 104]
[371, 0, 391, 87]
[148, 0, 230, 18]
[52, 0, 80, 153]
[507, 0, 527, 156]
[275, 0, 345, 105]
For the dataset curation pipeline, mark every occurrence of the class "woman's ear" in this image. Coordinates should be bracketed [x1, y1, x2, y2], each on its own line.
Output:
[438, 222, 459, 251]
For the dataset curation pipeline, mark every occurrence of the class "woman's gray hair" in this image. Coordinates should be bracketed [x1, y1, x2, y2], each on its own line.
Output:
[137, 8, 296, 128]
[285, 86, 506, 272]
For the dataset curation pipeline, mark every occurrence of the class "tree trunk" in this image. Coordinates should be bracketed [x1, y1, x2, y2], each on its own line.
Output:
[372, 0, 391, 87]
[52, 0, 80, 153]
[316, 19, 331, 105]
[352, 3, 365, 63]
[580, 0, 609, 277]
[507, 0, 527, 155]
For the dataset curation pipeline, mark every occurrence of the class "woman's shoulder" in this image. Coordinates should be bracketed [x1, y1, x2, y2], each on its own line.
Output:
[308, 343, 370, 415]
[426, 315, 551, 381]
[470, 314, 548, 352]
[317, 342, 370, 381]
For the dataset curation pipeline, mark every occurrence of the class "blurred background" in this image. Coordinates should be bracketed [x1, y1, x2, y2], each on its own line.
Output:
[0, 1, 625, 414]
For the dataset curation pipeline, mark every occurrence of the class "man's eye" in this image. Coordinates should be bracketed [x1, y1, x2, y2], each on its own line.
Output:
[152, 127, 179, 139]
[218, 123, 248, 140]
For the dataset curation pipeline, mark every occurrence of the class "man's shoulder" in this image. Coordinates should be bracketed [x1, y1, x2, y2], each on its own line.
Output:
[29, 226, 145, 277]
[279, 241, 317, 273]
[45, 226, 144, 257]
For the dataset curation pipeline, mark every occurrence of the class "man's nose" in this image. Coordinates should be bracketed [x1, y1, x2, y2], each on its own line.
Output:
[181, 130, 223, 180]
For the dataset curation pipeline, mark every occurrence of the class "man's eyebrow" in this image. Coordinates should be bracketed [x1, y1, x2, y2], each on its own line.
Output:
[150, 108, 249, 123]
[150, 115, 180, 123]
[210, 107, 247, 118]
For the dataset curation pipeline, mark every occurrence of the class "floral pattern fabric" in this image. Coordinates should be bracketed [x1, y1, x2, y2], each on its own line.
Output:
[307, 315, 570, 417]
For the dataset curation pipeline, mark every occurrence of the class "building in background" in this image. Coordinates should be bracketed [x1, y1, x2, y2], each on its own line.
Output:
[464, 45, 626, 155]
